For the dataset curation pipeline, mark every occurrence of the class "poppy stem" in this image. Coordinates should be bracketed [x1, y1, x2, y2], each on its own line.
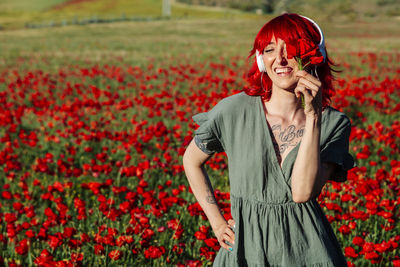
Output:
[295, 57, 305, 109]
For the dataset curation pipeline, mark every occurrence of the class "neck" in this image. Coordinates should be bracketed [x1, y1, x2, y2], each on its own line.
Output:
[264, 87, 303, 121]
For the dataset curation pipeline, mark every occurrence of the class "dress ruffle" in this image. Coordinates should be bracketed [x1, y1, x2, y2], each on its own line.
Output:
[321, 149, 355, 182]
[212, 195, 348, 267]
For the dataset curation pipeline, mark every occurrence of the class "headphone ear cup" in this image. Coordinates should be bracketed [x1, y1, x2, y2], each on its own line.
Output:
[256, 50, 266, 73]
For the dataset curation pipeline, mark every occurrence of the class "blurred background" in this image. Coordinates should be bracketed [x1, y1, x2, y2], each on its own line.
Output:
[0, 0, 399, 71]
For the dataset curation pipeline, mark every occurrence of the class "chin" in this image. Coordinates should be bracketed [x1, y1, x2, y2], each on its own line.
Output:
[274, 80, 297, 91]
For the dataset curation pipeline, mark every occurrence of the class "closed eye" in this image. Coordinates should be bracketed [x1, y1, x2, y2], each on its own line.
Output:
[264, 49, 274, 53]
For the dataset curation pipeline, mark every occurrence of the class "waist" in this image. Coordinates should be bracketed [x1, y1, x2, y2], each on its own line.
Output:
[231, 193, 316, 207]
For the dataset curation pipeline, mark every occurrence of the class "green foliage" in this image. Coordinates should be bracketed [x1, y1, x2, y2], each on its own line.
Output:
[0, 0, 256, 30]
[1, 0, 399, 30]
[0, 0, 67, 11]
[386, 7, 400, 16]
[377, 0, 398, 6]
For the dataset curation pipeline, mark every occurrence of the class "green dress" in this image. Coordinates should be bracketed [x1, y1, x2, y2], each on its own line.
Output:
[192, 92, 355, 267]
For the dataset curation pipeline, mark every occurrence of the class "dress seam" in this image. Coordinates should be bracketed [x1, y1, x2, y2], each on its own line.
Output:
[230, 193, 312, 206]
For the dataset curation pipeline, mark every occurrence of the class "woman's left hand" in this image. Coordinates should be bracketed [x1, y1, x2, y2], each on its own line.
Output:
[295, 70, 322, 119]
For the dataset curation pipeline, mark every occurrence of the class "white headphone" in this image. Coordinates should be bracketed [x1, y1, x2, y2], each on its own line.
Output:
[256, 15, 326, 73]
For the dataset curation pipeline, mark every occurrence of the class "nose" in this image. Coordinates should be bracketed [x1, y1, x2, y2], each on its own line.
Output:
[276, 44, 288, 65]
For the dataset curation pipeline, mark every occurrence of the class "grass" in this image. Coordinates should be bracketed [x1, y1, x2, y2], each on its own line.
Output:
[0, 0, 67, 11]
[0, 0, 257, 30]
[0, 18, 399, 78]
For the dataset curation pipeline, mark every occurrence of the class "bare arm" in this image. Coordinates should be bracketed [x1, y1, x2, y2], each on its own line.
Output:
[182, 139, 235, 250]
[291, 71, 337, 203]
[290, 116, 336, 202]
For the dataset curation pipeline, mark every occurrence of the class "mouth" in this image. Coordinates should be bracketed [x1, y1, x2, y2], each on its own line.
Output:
[274, 67, 293, 76]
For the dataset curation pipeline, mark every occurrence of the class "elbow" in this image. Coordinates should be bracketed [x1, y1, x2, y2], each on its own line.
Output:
[292, 195, 310, 204]
[182, 149, 192, 170]
[292, 190, 315, 203]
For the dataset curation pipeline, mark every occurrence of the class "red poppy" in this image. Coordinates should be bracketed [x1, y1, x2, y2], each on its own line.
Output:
[344, 246, 358, 258]
[108, 250, 122, 260]
[286, 41, 298, 59]
[352, 236, 365, 247]
[70, 252, 83, 262]
[48, 235, 61, 250]
[144, 245, 166, 259]
[94, 244, 104, 255]
[338, 225, 351, 235]
[364, 251, 381, 262]
[15, 239, 29, 255]
[310, 56, 324, 65]
[194, 231, 207, 240]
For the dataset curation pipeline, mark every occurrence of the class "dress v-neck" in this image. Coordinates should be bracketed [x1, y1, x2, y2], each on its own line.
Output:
[258, 97, 302, 176]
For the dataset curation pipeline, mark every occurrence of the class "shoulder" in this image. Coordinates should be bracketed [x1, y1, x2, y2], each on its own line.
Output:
[322, 106, 351, 128]
[193, 92, 253, 124]
[321, 106, 352, 143]
[213, 91, 257, 114]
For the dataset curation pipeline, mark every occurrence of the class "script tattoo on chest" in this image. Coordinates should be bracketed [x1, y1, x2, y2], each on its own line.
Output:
[270, 124, 304, 160]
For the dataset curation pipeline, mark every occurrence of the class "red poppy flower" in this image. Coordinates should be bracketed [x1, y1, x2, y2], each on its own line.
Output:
[108, 250, 122, 260]
[344, 246, 358, 258]
[71, 252, 83, 262]
[15, 239, 29, 255]
[94, 244, 105, 255]
[144, 245, 166, 259]
[48, 235, 61, 250]
[364, 251, 381, 262]
[310, 56, 324, 65]
[286, 41, 298, 59]
[338, 225, 351, 235]
[194, 231, 207, 240]
[352, 236, 365, 246]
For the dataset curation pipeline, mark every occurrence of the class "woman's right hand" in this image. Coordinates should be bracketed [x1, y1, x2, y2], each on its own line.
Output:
[213, 219, 236, 251]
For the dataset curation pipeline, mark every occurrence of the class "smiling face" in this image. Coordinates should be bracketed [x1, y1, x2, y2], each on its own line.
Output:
[262, 36, 299, 92]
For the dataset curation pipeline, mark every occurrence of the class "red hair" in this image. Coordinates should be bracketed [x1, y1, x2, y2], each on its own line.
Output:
[245, 13, 337, 109]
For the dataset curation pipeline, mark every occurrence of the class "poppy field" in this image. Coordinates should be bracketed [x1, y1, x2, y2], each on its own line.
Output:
[0, 21, 400, 267]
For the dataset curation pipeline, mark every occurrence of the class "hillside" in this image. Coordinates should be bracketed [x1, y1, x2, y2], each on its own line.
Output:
[0, 0, 254, 30]
[0, 0, 399, 30]
[177, 0, 400, 19]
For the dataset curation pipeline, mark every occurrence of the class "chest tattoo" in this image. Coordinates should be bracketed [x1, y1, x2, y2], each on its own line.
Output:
[270, 124, 304, 160]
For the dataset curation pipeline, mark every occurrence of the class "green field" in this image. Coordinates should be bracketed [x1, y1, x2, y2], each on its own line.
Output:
[1, 1, 400, 266]
[0, 0, 256, 30]
[1, 18, 399, 76]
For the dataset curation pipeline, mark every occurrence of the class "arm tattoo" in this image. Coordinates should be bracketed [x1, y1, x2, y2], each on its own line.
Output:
[201, 167, 217, 205]
[194, 135, 214, 155]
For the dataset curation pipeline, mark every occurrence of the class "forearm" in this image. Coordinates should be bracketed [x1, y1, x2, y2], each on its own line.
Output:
[183, 160, 227, 231]
[291, 116, 322, 202]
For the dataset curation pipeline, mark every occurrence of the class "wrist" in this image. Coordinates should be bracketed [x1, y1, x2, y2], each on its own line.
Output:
[210, 216, 228, 232]
[305, 114, 321, 125]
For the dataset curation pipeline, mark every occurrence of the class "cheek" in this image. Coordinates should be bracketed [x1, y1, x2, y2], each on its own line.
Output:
[263, 57, 274, 71]
[288, 59, 298, 68]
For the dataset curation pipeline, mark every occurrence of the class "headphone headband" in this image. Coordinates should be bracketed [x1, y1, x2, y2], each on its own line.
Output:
[299, 15, 326, 62]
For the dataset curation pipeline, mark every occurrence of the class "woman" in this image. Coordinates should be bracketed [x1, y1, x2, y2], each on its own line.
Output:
[183, 13, 354, 266]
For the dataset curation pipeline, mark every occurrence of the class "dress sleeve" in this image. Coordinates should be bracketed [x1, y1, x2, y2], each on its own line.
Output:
[320, 117, 355, 182]
[192, 110, 224, 155]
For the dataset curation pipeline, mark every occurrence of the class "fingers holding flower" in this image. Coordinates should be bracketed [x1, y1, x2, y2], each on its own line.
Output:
[296, 71, 321, 97]
[286, 37, 324, 113]
[295, 71, 322, 118]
